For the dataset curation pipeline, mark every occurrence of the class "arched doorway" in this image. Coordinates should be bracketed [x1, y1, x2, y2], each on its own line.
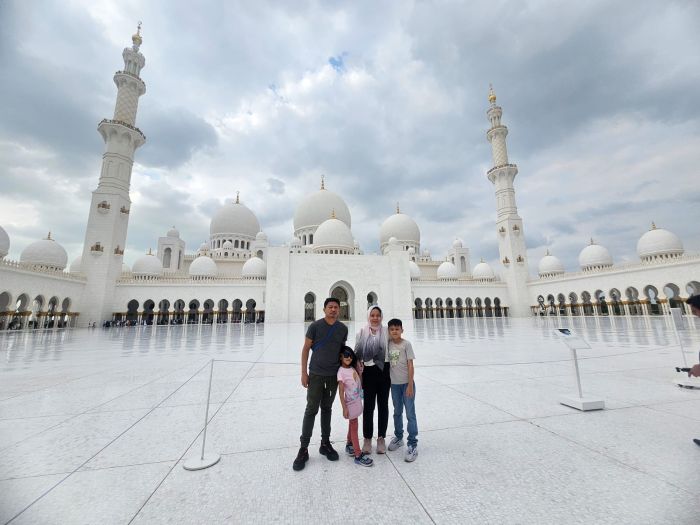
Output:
[126, 300, 139, 324]
[245, 299, 256, 323]
[173, 300, 185, 324]
[232, 299, 243, 323]
[304, 293, 315, 322]
[330, 283, 352, 321]
[143, 300, 155, 325]
[367, 292, 378, 309]
[218, 299, 229, 323]
[158, 300, 170, 325]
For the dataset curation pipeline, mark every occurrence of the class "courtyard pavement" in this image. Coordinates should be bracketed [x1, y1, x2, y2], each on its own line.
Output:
[1, 315, 700, 524]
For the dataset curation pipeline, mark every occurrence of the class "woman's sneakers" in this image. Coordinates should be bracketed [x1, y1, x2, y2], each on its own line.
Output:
[404, 444, 418, 462]
[354, 453, 374, 467]
[376, 437, 386, 454]
[362, 438, 372, 454]
[387, 436, 404, 451]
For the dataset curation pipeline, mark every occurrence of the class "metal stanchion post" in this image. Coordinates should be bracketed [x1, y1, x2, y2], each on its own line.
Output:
[556, 329, 605, 411]
[183, 359, 221, 471]
[671, 307, 699, 389]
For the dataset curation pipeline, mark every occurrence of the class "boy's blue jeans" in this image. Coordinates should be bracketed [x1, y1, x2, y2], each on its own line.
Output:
[391, 383, 418, 446]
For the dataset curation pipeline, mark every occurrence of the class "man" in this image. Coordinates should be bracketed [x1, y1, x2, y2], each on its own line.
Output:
[685, 295, 700, 447]
[293, 297, 349, 471]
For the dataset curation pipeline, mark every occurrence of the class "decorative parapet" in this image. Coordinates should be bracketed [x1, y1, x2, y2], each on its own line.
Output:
[116, 275, 265, 285]
[98, 118, 146, 142]
[486, 163, 518, 176]
[120, 206, 130, 215]
[0, 258, 86, 281]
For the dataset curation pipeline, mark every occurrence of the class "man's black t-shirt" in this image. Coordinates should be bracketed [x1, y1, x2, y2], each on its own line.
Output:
[306, 318, 348, 376]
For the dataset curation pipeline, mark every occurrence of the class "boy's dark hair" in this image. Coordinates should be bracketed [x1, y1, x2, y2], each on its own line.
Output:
[324, 297, 340, 308]
[687, 295, 700, 309]
[339, 345, 358, 368]
[387, 318, 403, 328]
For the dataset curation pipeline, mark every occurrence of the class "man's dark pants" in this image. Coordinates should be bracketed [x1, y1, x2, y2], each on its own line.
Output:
[300, 373, 338, 447]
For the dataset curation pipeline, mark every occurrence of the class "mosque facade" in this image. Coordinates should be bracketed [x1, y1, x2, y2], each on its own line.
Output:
[1, 30, 699, 329]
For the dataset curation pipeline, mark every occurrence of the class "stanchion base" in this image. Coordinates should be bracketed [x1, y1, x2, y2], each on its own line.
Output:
[675, 379, 700, 389]
[183, 453, 221, 471]
[560, 395, 605, 411]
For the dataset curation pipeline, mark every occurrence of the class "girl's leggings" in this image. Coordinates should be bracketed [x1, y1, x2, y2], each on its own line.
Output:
[347, 418, 361, 458]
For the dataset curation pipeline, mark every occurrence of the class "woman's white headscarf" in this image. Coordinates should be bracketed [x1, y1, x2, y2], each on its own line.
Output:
[355, 304, 388, 367]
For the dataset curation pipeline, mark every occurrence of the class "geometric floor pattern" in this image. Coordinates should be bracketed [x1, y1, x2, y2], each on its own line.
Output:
[2, 315, 700, 524]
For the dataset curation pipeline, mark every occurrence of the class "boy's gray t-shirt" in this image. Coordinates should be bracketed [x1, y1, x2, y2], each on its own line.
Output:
[306, 319, 348, 376]
[388, 339, 415, 384]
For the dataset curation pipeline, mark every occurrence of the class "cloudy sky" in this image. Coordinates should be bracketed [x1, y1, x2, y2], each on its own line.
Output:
[1, 0, 699, 275]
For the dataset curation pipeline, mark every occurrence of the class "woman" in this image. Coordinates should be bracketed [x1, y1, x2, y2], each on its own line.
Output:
[355, 304, 390, 454]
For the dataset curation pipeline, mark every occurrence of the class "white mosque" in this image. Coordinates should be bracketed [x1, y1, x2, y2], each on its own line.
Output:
[1, 29, 698, 329]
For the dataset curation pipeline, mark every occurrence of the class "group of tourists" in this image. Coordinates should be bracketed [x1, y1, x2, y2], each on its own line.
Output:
[293, 298, 418, 470]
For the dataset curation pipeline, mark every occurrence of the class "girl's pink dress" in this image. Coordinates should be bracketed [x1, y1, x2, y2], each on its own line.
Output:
[337, 366, 363, 419]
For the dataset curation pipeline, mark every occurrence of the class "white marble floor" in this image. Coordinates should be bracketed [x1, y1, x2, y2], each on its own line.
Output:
[1, 316, 700, 524]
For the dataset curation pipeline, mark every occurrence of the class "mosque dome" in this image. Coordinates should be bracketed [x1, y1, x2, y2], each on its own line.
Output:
[166, 226, 180, 238]
[452, 238, 463, 249]
[198, 242, 209, 254]
[222, 240, 233, 250]
[290, 237, 302, 249]
[122, 262, 131, 273]
[408, 246, 416, 256]
[637, 223, 684, 261]
[69, 255, 83, 274]
[379, 211, 420, 247]
[437, 260, 459, 280]
[20, 233, 68, 270]
[256, 231, 268, 242]
[293, 181, 351, 232]
[578, 240, 613, 271]
[538, 251, 565, 278]
[422, 248, 431, 258]
[132, 251, 163, 277]
[0, 225, 9, 258]
[210, 199, 260, 238]
[409, 260, 421, 280]
[189, 255, 217, 278]
[241, 256, 267, 278]
[313, 217, 354, 252]
[473, 260, 495, 281]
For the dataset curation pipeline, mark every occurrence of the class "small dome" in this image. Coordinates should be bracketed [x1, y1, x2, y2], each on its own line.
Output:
[452, 238, 463, 249]
[637, 223, 684, 261]
[198, 242, 209, 253]
[408, 246, 416, 256]
[380, 212, 420, 247]
[579, 240, 613, 271]
[210, 199, 261, 238]
[437, 260, 459, 280]
[167, 226, 180, 238]
[388, 236, 398, 245]
[0, 225, 9, 258]
[409, 260, 421, 280]
[294, 183, 351, 232]
[189, 255, 217, 278]
[422, 248, 430, 257]
[313, 218, 354, 251]
[538, 251, 565, 277]
[69, 255, 82, 274]
[132, 251, 163, 277]
[290, 237, 302, 248]
[241, 256, 267, 278]
[122, 262, 131, 273]
[473, 260, 495, 281]
[256, 231, 268, 241]
[222, 240, 233, 250]
[20, 233, 68, 270]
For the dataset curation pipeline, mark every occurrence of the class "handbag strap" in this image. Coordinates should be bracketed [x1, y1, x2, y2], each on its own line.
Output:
[311, 321, 338, 352]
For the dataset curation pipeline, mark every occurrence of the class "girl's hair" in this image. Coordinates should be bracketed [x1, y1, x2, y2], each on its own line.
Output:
[339, 345, 358, 369]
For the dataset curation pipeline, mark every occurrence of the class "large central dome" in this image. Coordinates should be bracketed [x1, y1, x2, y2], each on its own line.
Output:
[293, 179, 351, 233]
[210, 198, 260, 238]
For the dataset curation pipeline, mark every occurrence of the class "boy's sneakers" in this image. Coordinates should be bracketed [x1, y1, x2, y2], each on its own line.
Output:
[404, 444, 418, 462]
[354, 453, 374, 467]
[388, 436, 404, 451]
[345, 442, 355, 456]
[376, 437, 386, 454]
[292, 447, 309, 471]
[319, 441, 339, 461]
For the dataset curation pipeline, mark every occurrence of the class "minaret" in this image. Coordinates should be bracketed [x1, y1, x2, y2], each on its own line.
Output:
[486, 85, 529, 316]
[78, 24, 147, 326]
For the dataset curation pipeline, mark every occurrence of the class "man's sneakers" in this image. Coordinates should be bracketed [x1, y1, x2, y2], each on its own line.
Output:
[388, 436, 404, 451]
[404, 444, 418, 462]
[354, 453, 374, 467]
[693, 438, 700, 447]
[319, 441, 339, 461]
[292, 447, 309, 471]
[345, 442, 355, 456]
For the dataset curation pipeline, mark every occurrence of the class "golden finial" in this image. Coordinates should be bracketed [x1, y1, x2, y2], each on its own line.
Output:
[331, 209, 336, 219]
[46, 231, 52, 240]
[236, 191, 240, 204]
[651, 221, 656, 230]
[320, 174, 325, 190]
[480, 257, 485, 263]
[589, 238, 595, 245]
[132, 21, 143, 47]
[545, 249, 550, 256]
[488, 83, 497, 104]
[396, 202, 400, 214]
[147, 247, 152, 255]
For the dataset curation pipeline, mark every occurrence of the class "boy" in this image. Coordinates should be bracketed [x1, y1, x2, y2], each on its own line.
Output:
[386, 318, 418, 462]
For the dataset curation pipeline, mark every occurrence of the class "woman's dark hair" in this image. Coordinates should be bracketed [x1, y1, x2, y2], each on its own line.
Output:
[339, 345, 358, 368]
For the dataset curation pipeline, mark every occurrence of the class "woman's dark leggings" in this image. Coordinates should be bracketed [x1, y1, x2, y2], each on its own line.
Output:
[362, 364, 391, 439]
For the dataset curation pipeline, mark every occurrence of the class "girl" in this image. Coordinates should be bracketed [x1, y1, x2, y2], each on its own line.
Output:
[337, 346, 374, 467]
[355, 305, 390, 454]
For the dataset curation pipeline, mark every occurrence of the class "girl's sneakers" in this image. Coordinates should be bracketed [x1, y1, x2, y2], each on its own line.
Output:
[345, 442, 355, 456]
[354, 453, 374, 467]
